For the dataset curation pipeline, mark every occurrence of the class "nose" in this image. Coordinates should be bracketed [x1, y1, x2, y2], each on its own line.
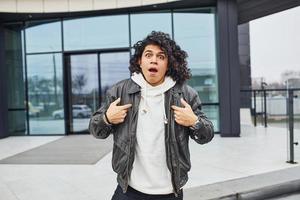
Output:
[150, 55, 158, 63]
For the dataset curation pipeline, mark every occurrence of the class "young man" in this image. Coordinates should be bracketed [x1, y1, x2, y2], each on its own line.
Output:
[89, 31, 214, 200]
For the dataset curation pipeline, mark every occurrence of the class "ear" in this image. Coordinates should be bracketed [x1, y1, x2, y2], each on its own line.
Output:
[138, 58, 141, 67]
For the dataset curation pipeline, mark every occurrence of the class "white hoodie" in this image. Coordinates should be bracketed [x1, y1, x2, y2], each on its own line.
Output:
[129, 72, 176, 194]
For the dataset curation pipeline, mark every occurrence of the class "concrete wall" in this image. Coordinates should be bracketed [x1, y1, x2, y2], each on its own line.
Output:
[0, 0, 178, 13]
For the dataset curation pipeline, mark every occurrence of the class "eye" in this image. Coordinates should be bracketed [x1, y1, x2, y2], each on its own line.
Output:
[158, 55, 165, 60]
[145, 53, 152, 58]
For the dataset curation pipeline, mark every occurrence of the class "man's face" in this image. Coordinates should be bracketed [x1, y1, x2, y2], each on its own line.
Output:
[138, 44, 168, 86]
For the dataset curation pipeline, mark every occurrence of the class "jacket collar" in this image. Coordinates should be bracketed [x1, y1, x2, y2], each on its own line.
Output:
[127, 79, 141, 94]
[172, 83, 183, 94]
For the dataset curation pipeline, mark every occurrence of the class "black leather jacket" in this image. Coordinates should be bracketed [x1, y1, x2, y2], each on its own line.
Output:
[89, 78, 214, 195]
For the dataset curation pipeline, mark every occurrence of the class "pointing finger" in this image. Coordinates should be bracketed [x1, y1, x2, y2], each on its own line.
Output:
[119, 104, 132, 110]
[112, 97, 121, 106]
[180, 98, 190, 107]
[174, 110, 180, 115]
[171, 105, 183, 111]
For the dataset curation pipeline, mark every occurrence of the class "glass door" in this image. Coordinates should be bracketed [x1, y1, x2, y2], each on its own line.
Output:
[64, 51, 130, 134]
[99, 52, 130, 102]
[64, 53, 99, 134]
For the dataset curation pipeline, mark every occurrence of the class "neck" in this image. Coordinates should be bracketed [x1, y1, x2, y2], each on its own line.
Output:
[141, 73, 165, 86]
[149, 78, 165, 86]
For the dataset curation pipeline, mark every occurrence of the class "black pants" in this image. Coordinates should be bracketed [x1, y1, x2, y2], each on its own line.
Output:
[111, 185, 183, 200]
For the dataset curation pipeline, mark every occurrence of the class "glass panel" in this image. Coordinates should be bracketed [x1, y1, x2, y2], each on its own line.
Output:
[69, 54, 98, 133]
[202, 105, 219, 132]
[100, 52, 130, 103]
[294, 91, 300, 161]
[4, 23, 27, 136]
[27, 53, 64, 135]
[130, 12, 172, 45]
[173, 8, 218, 104]
[64, 15, 129, 50]
[25, 20, 62, 53]
[256, 90, 300, 130]
[8, 110, 27, 136]
[294, 91, 300, 128]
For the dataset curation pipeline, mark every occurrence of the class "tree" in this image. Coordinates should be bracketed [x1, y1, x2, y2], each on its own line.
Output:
[72, 73, 87, 95]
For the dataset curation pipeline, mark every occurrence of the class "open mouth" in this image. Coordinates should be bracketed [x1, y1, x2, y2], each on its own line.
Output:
[149, 68, 158, 73]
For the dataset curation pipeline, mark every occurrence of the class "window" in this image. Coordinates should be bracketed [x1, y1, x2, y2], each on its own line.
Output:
[26, 53, 65, 135]
[173, 8, 219, 131]
[25, 20, 62, 53]
[5, 7, 220, 135]
[130, 12, 172, 45]
[64, 15, 129, 50]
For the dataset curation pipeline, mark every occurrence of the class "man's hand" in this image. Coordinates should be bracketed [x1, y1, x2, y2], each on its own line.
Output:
[106, 98, 132, 124]
[171, 98, 198, 127]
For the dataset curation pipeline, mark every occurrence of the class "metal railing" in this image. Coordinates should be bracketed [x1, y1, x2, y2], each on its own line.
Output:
[241, 88, 300, 164]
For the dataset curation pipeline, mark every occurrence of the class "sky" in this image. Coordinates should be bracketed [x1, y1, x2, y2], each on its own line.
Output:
[250, 6, 300, 83]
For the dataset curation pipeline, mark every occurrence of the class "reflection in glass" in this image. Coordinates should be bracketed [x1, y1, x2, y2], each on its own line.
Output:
[174, 8, 219, 103]
[202, 105, 220, 132]
[25, 20, 62, 53]
[130, 12, 172, 45]
[100, 52, 130, 103]
[4, 23, 27, 136]
[27, 53, 64, 134]
[188, 68, 218, 103]
[8, 111, 27, 136]
[64, 15, 129, 50]
[69, 54, 98, 132]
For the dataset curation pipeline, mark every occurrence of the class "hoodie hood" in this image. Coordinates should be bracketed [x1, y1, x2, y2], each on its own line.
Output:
[131, 72, 176, 124]
[131, 72, 176, 96]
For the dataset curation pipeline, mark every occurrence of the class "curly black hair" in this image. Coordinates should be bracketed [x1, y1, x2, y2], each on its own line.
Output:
[129, 31, 191, 84]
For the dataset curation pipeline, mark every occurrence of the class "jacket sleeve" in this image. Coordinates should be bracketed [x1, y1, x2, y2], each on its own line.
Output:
[188, 90, 214, 144]
[88, 88, 116, 139]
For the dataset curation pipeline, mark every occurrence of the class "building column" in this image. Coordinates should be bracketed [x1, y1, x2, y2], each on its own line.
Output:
[239, 23, 252, 108]
[217, 0, 240, 137]
[0, 23, 9, 139]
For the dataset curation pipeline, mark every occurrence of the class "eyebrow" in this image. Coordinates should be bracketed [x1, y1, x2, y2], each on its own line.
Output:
[144, 50, 166, 55]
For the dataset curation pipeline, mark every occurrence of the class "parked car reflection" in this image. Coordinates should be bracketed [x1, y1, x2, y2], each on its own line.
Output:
[52, 105, 92, 119]
[27, 101, 42, 117]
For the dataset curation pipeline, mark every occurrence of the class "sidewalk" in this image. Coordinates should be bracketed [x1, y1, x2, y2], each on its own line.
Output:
[0, 125, 299, 200]
[184, 165, 300, 200]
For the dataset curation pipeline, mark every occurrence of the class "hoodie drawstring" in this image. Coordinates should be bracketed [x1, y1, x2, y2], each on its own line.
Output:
[141, 80, 149, 114]
[162, 93, 168, 124]
[141, 84, 168, 124]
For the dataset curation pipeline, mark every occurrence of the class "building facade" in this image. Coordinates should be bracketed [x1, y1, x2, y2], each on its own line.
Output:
[1, 0, 299, 138]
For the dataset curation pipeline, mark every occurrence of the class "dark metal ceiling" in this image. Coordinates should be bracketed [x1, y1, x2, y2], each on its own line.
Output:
[237, 0, 300, 24]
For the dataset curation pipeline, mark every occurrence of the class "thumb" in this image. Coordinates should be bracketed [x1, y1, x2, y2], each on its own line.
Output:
[112, 97, 121, 106]
[180, 98, 190, 108]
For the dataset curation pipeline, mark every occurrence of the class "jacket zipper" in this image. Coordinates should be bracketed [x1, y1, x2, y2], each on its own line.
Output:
[124, 92, 140, 193]
[167, 90, 179, 197]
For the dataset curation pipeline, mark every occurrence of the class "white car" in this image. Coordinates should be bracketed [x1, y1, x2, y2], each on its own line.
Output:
[52, 105, 92, 119]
